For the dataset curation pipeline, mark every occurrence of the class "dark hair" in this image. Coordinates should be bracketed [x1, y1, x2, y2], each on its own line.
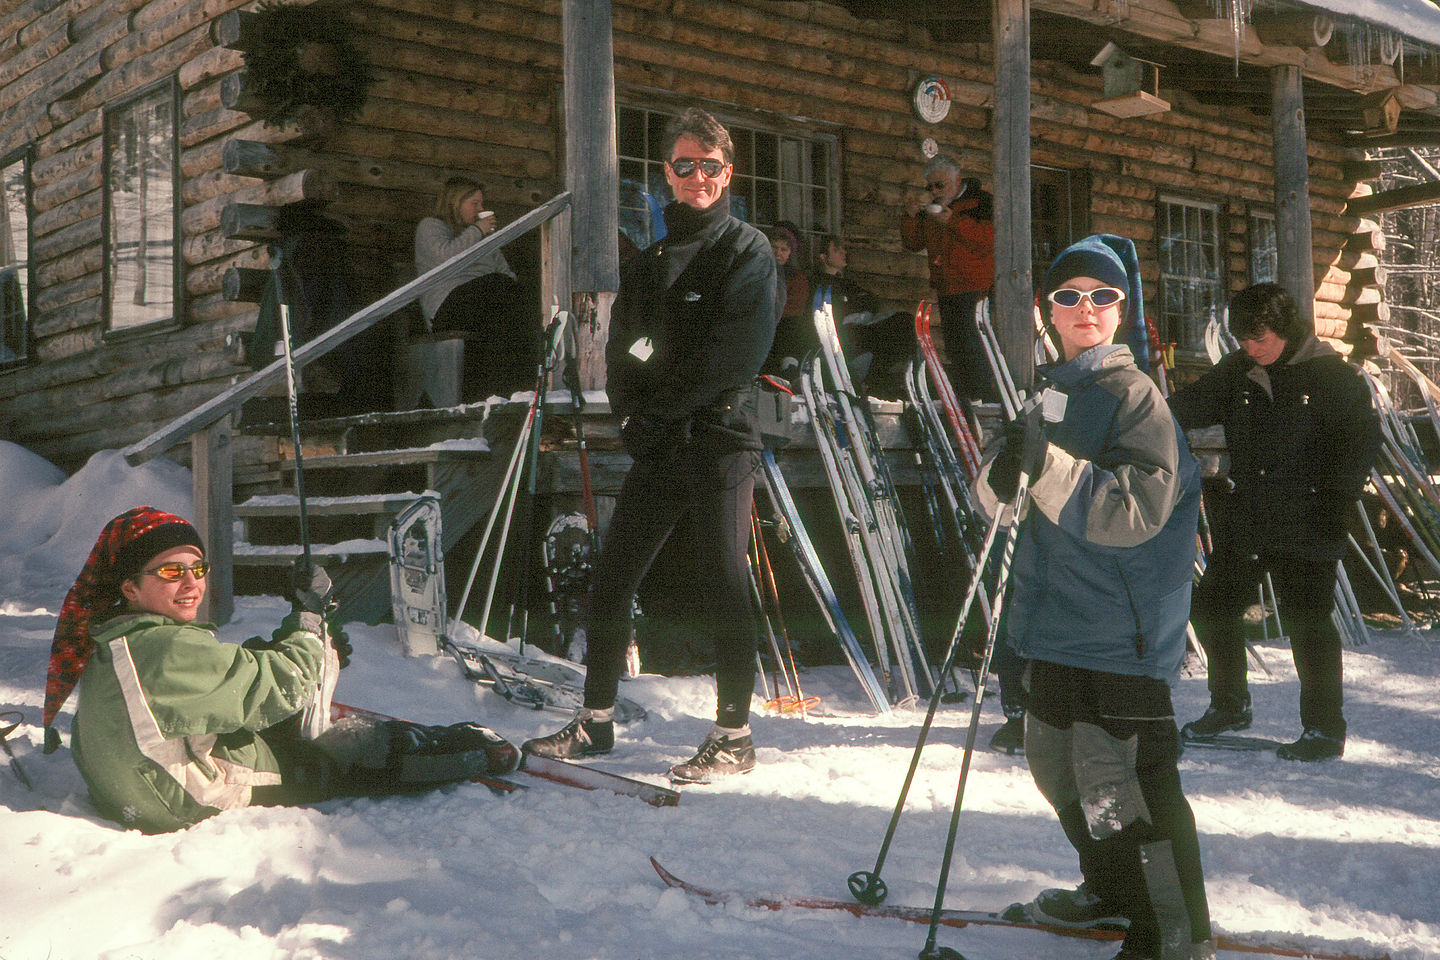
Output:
[1228, 283, 1309, 342]
[664, 107, 734, 164]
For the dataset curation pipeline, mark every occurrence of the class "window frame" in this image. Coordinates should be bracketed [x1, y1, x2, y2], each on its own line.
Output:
[0, 145, 33, 371]
[102, 75, 182, 336]
[614, 94, 842, 256]
[1248, 207, 1278, 285]
[1156, 193, 1226, 355]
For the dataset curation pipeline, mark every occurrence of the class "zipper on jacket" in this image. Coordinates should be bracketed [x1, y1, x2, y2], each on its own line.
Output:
[1114, 559, 1148, 659]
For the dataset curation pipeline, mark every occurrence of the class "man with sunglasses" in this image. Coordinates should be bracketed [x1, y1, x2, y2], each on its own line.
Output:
[1169, 283, 1380, 761]
[45, 507, 517, 832]
[901, 154, 996, 401]
[523, 107, 778, 784]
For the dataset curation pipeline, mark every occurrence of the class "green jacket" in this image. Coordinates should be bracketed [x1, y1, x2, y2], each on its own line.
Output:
[71, 612, 324, 833]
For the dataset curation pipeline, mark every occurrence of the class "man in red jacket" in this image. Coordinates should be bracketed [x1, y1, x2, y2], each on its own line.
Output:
[901, 154, 997, 402]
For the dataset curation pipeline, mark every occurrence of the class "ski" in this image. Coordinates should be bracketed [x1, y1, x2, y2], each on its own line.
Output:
[1182, 733, 1289, 753]
[331, 702, 677, 807]
[759, 449, 892, 714]
[649, 858, 1393, 960]
[444, 622, 647, 725]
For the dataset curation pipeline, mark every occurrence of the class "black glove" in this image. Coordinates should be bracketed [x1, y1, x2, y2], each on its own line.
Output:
[331, 626, 353, 669]
[268, 614, 351, 668]
[988, 415, 1048, 503]
[289, 560, 334, 614]
[621, 414, 689, 461]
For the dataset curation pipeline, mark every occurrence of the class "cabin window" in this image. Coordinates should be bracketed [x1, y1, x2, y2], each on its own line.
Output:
[104, 79, 179, 332]
[616, 103, 839, 255]
[1249, 211, 1278, 284]
[0, 149, 30, 368]
[1157, 196, 1224, 352]
[1032, 165, 1089, 285]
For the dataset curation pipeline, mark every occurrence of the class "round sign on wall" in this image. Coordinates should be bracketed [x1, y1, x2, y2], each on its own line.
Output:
[911, 75, 951, 124]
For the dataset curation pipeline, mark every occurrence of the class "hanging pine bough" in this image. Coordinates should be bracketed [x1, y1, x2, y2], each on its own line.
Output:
[244, 2, 376, 128]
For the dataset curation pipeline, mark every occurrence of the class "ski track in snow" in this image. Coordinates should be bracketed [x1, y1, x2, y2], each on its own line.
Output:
[0, 442, 1436, 960]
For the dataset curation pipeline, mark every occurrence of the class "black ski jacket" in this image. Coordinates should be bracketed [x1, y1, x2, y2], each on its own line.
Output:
[607, 195, 778, 452]
[1169, 334, 1380, 560]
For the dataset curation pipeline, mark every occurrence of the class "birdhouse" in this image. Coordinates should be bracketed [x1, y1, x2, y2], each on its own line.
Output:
[1358, 89, 1402, 137]
[1090, 42, 1171, 118]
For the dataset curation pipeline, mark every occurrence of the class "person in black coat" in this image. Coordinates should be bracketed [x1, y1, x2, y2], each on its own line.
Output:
[522, 107, 778, 784]
[1169, 283, 1380, 761]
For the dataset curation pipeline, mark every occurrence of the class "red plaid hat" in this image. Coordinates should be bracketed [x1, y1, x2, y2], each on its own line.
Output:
[43, 507, 203, 750]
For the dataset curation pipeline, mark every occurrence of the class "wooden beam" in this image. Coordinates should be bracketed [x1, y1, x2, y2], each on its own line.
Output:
[192, 417, 235, 626]
[1271, 65, 1316, 328]
[1251, 10, 1333, 49]
[562, 0, 620, 297]
[993, 0, 1033, 394]
[1346, 180, 1440, 217]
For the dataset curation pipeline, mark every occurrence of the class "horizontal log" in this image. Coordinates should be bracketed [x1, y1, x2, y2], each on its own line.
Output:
[178, 41, 243, 90]
[1346, 181, 1440, 217]
[31, 189, 101, 240]
[1250, 10, 1333, 49]
[220, 203, 284, 242]
[185, 244, 269, 298]
[34, 273, 103, 316]
[183, 169, 338, 237]
[32, 296, 102, 340]
[223, 267, 270, 303]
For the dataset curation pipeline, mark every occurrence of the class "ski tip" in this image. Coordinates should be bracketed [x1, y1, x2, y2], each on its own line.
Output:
[650, 856, 679, 887]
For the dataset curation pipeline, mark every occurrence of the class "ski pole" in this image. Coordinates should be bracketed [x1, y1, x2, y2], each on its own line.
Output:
[919, 396, 1044, 960]
[847, 507, 1003, 907]
[272, 249, 334, 740]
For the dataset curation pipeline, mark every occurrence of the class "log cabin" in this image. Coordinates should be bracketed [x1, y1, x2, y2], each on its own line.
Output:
[2, 0, 1438, 630]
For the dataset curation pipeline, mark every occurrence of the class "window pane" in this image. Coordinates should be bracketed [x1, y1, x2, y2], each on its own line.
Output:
[1250, 214, 1277, 284]
[106, 84, 176, 330]
[731, 127, 752, 177]
[1157, 197, 1222, 351]
[0, 154, 28, 365]
[754, 132, 777, 180]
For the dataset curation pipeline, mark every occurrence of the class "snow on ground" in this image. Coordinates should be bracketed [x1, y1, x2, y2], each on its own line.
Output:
[0, 439, 1436, 960]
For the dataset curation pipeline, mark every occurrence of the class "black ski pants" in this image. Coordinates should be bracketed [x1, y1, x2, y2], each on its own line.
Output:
[582, 445, 761, 727]
[937, 292, 998, 404]
[1190, 547, 1345, 737]
[1024, 661, 1211, 960]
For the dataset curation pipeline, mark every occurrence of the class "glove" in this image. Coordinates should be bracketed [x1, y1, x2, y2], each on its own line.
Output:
[988, 416, 1048, 503]
[289, 560, 334, 614]
[269, 613, 351, 668]
[621, 414, 689, 461]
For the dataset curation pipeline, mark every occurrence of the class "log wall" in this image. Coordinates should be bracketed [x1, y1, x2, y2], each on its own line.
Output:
[0, 0, 1385, 469]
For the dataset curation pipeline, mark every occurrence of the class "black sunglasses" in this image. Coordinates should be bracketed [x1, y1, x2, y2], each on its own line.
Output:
[668, 157, 728, 179]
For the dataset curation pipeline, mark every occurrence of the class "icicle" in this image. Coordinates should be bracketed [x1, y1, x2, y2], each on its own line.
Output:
[1229, 0, 1252, 78]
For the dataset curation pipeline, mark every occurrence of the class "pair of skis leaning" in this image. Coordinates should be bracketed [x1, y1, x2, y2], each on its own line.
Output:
[800, 285, 938, 707]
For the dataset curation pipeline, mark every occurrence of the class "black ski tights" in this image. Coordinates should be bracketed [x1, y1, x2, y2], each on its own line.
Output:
[583, 446, 761, 727]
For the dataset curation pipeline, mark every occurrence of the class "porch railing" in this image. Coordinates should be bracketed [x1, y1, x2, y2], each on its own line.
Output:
[121, 191, 573, 622]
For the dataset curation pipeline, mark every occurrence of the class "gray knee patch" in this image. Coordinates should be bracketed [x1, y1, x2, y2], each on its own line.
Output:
[1140, 839, 1193, 960]
[313, 716, 392, 769]
[1073, 722, 1152, 840]
[1025, 714, 1079, 810]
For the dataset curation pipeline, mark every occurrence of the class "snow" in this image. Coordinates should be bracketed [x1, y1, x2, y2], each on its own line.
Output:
[1, 445, 1437, 960]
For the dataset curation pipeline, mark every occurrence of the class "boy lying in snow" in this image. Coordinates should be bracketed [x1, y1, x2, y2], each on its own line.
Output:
[42, 506, 517, 833]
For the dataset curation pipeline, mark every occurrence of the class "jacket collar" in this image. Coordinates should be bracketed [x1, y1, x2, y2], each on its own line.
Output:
[1042, 343, 1135, 388]
[1243, 331, 1336, 397]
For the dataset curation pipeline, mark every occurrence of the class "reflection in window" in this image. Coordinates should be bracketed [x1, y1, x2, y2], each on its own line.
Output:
[1249, 211, 1277, 284]
[1157, 197, 1224, 352]
[105, 81, 177, 330]
[616, 104, 838, 256]
[0, 151, 28, 367]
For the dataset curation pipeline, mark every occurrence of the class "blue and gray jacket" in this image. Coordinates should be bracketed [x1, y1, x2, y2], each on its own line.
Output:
[977, 344, 1201, 683]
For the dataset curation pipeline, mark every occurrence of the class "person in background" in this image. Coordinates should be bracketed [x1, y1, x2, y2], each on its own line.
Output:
[1169, 282, 1380, 761]
[977, 235, 1212, 960]
[763, 222, 813, 378]
[43, 508, 517, 834]
[521, 107, 778, 785]
[414, 176, 535, 398]
[901, 154, 996, 402]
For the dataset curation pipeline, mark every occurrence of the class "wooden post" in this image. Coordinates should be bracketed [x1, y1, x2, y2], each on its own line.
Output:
[563, 0, 621, 391]
[993, 0, 1034, 394]
[191, 416, 234, 626]
[1271, 65, 1316, 328]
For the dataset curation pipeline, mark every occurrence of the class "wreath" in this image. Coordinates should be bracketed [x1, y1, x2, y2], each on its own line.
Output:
[242, 1, 375, 129]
